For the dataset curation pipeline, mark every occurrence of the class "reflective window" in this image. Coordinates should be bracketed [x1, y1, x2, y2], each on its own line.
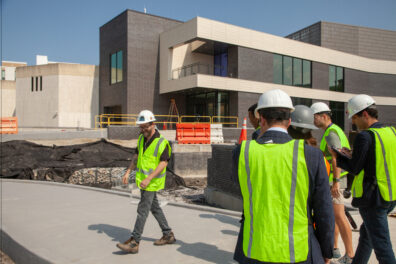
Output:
[283, 56, 292, 85]
[302, 60, 311, 87]
[329, 65, 343, 92]
[329, 65, 336, 91]
[336, 67, 343, 92]
[293, 58, 302, 86]
[292, 97, 312, 107]
[330, 101, 345, 130]
[273, 54, 282, 84]
[110, 51, 123, 84]
[273, 54, 311, 88]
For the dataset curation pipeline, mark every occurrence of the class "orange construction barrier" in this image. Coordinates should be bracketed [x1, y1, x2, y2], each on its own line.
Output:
[0, 117, 18, 134]
[238, 117, 247, 144]
[176, 123, 210, 144]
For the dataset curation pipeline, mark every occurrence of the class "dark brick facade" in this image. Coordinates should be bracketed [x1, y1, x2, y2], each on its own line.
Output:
[100, 10, 183, 116]
[287, 21, 396, 61]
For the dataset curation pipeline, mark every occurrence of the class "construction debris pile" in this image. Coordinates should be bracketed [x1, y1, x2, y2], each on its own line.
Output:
[1, 139, 185, 189]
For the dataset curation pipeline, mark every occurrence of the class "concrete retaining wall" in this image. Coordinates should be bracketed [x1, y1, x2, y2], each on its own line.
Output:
[1, 129, 107, 142]
[205, 144, 242, 211]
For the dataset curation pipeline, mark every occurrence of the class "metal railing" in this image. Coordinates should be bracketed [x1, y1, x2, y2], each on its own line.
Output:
[95, 114, 239, 128]
[171, 62, 237, 80]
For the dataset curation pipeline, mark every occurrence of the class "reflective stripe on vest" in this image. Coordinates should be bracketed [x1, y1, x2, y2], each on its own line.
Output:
[351, 127, 396, 201]
[136, 134, 171, 191]
[319, 123, 350, 183]
[238, 140, 309, 262]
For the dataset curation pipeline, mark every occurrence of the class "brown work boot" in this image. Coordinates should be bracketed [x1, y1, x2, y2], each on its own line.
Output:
[154, 232, 176, 246]
[116, 237, 139, 254]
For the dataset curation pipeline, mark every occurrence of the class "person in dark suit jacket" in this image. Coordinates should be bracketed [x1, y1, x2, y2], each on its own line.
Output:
[232, 90, 334, 264]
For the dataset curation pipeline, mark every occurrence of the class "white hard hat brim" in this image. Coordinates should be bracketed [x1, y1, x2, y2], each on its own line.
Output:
[136, 118, 156, 125]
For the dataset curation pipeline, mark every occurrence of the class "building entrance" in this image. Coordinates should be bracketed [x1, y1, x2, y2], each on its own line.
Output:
[186, 91, 229, 117]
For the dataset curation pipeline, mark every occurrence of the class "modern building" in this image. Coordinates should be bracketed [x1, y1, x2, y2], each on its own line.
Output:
[1, 61, 27, 117]
[100, 10, 396, 132]
[16, 59, 99, 128]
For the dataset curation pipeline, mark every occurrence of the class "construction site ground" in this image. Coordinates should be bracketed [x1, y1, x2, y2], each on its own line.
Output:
[1, 136, 396, 263]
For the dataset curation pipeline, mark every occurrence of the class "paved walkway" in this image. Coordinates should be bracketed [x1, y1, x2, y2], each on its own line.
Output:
[1, 180, 396, 264]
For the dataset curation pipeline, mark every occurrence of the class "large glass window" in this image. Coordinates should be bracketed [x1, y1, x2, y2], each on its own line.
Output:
[302, 60, 311, 87]
[292, 97, 312, 107]
[214, 52, 228, 77]
[273, 54, 311, 88]
[293, 58, 302, 86]
[283, 56, 292, 85]
[273, 54, 282, 84]
[330, 101, 345, 130]
[110, 50, 123, 84]
[186, 91, 229, 117]
[329, 65, 345, 129]
[329, 65, 344, 92]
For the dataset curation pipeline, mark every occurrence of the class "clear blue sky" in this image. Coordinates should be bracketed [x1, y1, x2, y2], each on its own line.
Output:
[2, 0, 396, 66]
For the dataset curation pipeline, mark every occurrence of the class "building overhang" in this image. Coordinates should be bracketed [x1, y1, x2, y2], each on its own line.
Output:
[165, 74, 396, 106]
[160, 16, 396, 105]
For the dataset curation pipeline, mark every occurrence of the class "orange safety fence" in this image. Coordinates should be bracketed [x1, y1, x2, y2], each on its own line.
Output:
[176, 123, 210, 144]
[1, 117, 18, 134]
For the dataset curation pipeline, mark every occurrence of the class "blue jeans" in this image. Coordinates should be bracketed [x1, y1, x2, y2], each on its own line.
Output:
[352, 202, 396, 264]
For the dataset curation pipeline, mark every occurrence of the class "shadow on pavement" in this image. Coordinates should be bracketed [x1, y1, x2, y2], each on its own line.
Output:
[199, 213, 240, 227]
[88, 224, 235, 263]
[176, 239, 235, 264]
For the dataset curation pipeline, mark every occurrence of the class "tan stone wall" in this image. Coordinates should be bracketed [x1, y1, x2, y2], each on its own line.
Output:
[15, 64, 98, 128]
[58, 73, 99, 128]
[0, 80, 16, 117]
[16, 75, 59, 127]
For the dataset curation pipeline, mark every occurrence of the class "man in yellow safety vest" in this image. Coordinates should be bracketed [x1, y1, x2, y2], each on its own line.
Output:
[233, 89, 334, 264]
[116, 110, 175, 254]
[331, 94, 396, 264]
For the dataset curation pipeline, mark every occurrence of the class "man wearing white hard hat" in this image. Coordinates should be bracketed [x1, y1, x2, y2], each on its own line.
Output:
[330, 95, 396, 264]
[232, 89, 334, 264]
[311, 102, 354, 263]
[117, 110, 175, 254]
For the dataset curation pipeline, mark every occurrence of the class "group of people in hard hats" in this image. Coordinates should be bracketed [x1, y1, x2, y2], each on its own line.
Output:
[116, 89, 395, 264]
[239, 90, 395, 264]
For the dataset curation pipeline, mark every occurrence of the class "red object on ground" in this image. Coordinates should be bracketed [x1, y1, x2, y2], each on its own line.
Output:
[0, 117, 18, 134]
[176, 123, 210, 144]
[163, 122, 167, 130]
[238, 117, 247, 144]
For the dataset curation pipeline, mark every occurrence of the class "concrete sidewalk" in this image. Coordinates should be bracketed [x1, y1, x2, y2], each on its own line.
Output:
[1, 180, 395, 263]
[1, 180, 240, 264]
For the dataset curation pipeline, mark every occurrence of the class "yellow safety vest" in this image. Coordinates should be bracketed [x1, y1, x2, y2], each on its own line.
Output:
[320, 123, 350, 183]
[136, 134, 171, 191]
[238, 140, 309, 262]
[351, 127, 396, 201]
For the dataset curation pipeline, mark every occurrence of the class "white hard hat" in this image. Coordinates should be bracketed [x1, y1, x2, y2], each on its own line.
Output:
[291, 105, 318, 130]
[310, 102, 331, 114]
[136, 110, 156, 125]
[347, 94, 375, 119]
[254, 89, 294, 118]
